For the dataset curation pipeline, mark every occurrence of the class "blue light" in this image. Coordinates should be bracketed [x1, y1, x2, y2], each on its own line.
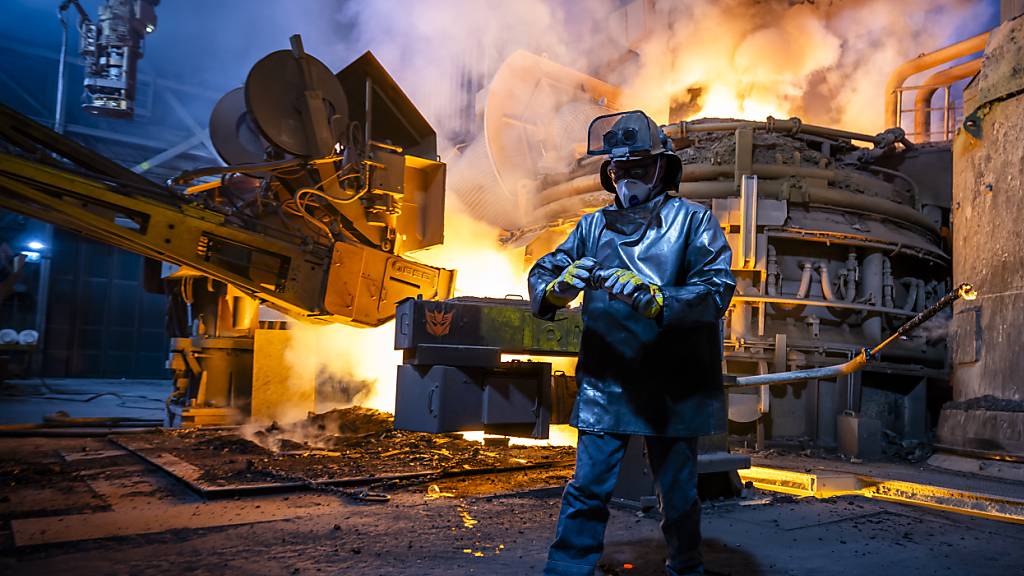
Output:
[26, 240, 45, 251]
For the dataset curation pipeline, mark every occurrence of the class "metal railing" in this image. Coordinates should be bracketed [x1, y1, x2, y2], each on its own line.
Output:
[896, 83, 966, 142]
[885, 31, 989, 143]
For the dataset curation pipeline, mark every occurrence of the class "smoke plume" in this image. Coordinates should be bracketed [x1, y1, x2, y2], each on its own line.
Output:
[276, 0, 992, 420]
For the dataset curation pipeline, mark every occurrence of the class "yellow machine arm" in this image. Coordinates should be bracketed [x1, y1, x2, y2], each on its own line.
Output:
[0, 42, 455, 328]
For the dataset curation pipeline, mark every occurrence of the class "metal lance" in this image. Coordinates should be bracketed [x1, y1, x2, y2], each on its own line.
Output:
[730, 283, 977, 389]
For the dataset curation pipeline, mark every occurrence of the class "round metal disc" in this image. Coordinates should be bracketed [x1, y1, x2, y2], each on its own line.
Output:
[245, 50, 348, 158]
[209, 87, 270, 166]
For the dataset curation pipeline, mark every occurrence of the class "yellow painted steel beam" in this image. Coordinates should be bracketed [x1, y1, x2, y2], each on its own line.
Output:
[738, 466, 1024, 525]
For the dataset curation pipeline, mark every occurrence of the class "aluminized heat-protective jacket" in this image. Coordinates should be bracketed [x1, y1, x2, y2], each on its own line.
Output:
[529, 195, 736, 437]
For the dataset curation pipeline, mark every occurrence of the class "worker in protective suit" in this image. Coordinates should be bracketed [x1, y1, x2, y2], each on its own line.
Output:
[529, 110, 736, 576]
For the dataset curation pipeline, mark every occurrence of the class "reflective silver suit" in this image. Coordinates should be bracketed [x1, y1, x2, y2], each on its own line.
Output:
[529, 194, 736, 437]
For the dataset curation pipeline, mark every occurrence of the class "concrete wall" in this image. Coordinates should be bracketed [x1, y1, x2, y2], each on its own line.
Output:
[950, 16, 1024, 404]
[943, 15, 1024, 455]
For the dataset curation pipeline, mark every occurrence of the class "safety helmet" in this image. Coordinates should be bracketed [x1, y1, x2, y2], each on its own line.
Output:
[586, 110, 682, 196]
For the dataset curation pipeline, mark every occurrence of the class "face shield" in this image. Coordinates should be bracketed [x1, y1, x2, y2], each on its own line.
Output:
[587, 110, 664, 160]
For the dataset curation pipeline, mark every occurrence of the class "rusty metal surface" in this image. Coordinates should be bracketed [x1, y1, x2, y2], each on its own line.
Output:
[395, 297, 583, 356]
[962, 16, 1024, 117]
[111, 407, 576, 498]
[946, 15, 1024, 457]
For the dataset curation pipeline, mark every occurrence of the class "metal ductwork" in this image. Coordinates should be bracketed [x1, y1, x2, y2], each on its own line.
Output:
[447, 51, 620, 230]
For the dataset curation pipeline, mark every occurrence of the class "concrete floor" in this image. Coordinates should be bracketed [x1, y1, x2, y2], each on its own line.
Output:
[1, 379, 1022, 575]
[0, 378, 169, 425]
[1, 434, 1022, 576]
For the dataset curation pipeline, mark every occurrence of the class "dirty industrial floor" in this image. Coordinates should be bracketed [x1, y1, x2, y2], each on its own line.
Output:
[2, 380, 1023, 575]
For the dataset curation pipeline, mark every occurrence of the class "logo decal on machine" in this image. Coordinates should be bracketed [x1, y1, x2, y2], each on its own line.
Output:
[425, 305, 454, 337]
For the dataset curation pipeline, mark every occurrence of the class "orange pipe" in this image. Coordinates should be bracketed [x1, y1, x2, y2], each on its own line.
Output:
[912, 58, 983, 139]
[884, 31, 990, 128]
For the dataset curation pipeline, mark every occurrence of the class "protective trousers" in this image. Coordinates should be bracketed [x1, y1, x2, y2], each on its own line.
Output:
[544, 431, 702, 576]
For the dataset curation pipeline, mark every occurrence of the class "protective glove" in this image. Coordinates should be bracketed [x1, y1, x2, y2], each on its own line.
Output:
[545, 257, 598, 307]
[598, 267, 665, 319]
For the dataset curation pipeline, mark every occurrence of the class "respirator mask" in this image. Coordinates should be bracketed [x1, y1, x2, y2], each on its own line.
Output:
[610, 155, 663, 208]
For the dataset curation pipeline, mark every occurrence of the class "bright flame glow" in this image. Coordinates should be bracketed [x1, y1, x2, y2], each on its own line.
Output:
[462, 424, 578, 447]
[283, 320, 401, 415]
[280, 204, 583, 449]
[622, 3, 842, 125]
[408, 207, 529, 298]
[958, 283, 978, 301]
[281, 203, 538, 421]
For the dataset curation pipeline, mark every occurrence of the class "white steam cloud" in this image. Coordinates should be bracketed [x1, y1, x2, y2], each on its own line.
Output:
[277, 0, 991, 420]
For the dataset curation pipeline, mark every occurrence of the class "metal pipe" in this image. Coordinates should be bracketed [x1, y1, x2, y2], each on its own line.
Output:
[757, 359, 770, 451]
[536, 173, 601, 206]
[882, 257, 895, 308]
[663, 116, 883, 145]
[913, 58, 983, 139]
[680, 163, 834, 182]
[819, 263, 836, 301]
[55, 8, 68, 134]
[861, 252, 884, 342]
[732, 295, 915, 317]
[806, 185, 937, 235]
[535, 177, 939, 235]
[533, 190, 609, 223]
[933, 443, 1024, 463]
[796, 262, 813, 298]
[0, 426, 160, 437]
[900, 278, 920, 312]
[678, 163, 895, 199]
[843, 252, 858, 302]
[535, 157, 845, 205]
[669, 180, 939, 235]
[766, 244, 780, 296]
[915, 280, 928, 313]
[766, 253, 805, 312]
[884, 31, 990, 128]
[732, 351, 869, 389]
[731, 283, 976, 389]
[943, 86, 952, 140]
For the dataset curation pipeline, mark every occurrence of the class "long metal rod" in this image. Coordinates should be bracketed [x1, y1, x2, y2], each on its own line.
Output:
[869, 282, 974, 356]
[663, 116, 884, 145]
[55, 7, 68, 134]
[32, 9, 68, 377]
[731, 295, 916, 317]
[730, 283, 976, 388]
